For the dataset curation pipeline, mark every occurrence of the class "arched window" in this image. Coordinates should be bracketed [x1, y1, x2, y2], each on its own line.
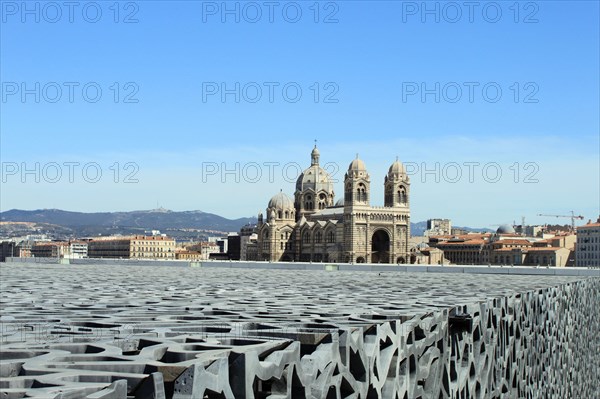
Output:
[328, 231, 335, 243]
[304, 195, 313, 210]
[357, 183, 367, 202]
[303, 232, 310, 243]
[398, 186, 407, 204]
[316, 232, 322, 243]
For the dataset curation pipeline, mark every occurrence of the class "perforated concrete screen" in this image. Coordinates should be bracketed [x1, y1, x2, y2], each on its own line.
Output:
[1, 264, 598, 398]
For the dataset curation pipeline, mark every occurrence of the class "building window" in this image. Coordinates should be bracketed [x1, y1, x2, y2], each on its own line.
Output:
[303, 232, 310, 243]
[357, 183, 367, 202]
[398, 186, 407, 204]
[328, 231, 335, 243]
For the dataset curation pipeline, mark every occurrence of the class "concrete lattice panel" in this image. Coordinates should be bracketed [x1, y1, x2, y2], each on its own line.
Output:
[0, 264, 598, 398]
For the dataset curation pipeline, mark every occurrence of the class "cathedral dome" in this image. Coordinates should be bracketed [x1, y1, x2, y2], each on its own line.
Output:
[348, 157, 366, 172]
[268, 191, 294, 210]
[295, 145, 333, 194]
[388, 159, 406, 175]
[496, 224, 515, 234]
[296, 167, 334, 193]
[335, 198, 344, 207]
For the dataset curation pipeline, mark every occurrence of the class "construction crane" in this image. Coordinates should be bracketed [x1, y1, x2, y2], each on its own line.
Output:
[537, 211, 584, 231]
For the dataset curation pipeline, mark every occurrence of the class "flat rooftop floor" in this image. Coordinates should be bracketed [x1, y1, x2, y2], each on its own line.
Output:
[0, 263, 591, 342]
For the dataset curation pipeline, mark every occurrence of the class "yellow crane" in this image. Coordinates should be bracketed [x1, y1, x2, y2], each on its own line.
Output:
[537, 211, 584, 231]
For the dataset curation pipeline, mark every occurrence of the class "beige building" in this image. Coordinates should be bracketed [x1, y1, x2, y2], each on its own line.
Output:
[181, 242, 220, 260]
[239, 224, 258, 261]
[425, 218, 451, 236]
[576, 218, 600, 267]
[67, 241, 88, 259]
[257, 146, 411, 263]
[31, 242, 69, 258]
[409, 242, 448, 264]
[175, 250, 203, 261]
[430, 225, 576, 267]
[88, 235, 176, 259]
[432, 235, 490, 264]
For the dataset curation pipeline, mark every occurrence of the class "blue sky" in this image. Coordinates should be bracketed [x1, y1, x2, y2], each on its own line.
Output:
[1, 0, 599, 227]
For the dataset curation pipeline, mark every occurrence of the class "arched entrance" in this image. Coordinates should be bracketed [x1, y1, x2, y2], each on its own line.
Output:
[371, 230, 390, 263]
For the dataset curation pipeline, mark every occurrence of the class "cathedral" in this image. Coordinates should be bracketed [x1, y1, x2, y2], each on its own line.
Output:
[256, 145, 411, 263]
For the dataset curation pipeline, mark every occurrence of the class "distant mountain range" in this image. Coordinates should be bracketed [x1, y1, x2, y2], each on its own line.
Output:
[0, 208, 256, 239]
[0, 208, 492, 239]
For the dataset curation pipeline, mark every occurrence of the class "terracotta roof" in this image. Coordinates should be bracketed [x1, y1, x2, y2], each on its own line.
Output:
[497, 233, 521, 237]
[437, 239, 485, 246]
[524, 247, 564, 252]
[430, 233, 490, 240]
[493, 239, 532, 245]
[92, 235, 174, 242]
[579, 223, 600, 228]
[33, 242, 69, 246]
[493, 247, 565, 253]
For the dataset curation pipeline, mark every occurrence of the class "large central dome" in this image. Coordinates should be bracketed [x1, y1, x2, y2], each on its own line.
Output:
[295, 145, 334, 194]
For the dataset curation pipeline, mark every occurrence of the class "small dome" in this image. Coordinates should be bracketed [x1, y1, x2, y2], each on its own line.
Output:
[335, 198, 344, 207]
[268, 192, 294, 210]
[496, 224, 515, 234]
[348, 157, 366, 172]
[388, 160, 406, 175]
[417, 242, 429, 249]
[310, 144, 320, 166]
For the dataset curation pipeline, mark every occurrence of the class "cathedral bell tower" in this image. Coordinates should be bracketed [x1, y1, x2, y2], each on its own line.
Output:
[384, 158, 410, 207]
[344, 155, 370, 207]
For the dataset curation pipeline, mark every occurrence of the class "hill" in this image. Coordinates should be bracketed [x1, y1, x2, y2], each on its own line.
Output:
[0, 208, 256, 238]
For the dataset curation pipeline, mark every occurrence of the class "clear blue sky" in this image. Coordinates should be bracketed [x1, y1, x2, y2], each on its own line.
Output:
[1, 0, 599, 227]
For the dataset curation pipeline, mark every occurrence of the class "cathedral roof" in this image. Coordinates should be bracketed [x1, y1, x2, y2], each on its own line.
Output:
[268, 191, 294, 210]
[496, 224, 516, 234]
[296, 146, 333, 193]
[308, 208, 344, 219]
[348, 156, 367, 172]
[388, 159, 406, 175]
